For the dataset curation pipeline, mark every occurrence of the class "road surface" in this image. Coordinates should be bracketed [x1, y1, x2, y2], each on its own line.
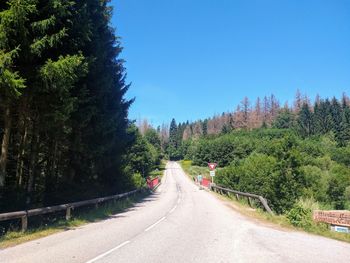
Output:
[1, 162, 350, 263]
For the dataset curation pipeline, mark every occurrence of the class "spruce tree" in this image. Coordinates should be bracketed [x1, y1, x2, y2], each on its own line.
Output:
[0, 0, 32, 189]
[297, 103, 313, 137]
[0, 0, 133, 211]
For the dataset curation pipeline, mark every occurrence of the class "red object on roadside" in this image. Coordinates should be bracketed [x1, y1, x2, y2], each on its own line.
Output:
[201, 178, 211, 187]
[208, 163, 217, 171]
[147, 177, 159, 189]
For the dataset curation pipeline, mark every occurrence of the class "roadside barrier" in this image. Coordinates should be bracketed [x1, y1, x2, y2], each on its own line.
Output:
[200, 178, 211, 188]
[147, 176, 160, 190]
[0, 178, 161, 232]
[210, 184, 273, 214]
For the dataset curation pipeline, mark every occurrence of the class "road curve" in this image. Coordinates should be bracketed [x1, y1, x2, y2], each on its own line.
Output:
[1, 162, 350, 263]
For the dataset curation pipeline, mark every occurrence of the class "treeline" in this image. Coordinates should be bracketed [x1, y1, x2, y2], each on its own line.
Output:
[163, 92, 350, 160]
[165, 93, 350, 214]
[0, 0, 160, 213]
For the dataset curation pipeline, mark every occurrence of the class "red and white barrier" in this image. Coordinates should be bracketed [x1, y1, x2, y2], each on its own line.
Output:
[147, 177, 160, 189]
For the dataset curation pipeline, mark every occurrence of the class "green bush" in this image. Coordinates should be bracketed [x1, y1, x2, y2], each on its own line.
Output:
[287, 198, 318, 230]
[185, 128, 350, 213]
[132, 173, 145, 188]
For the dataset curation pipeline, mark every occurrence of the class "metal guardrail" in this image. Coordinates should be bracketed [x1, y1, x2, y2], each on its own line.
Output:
[211, 184, 273, 214]
[0, 188, 142, 232]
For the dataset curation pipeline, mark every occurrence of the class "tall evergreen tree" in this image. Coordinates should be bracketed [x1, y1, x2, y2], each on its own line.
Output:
[313, 99, 333, 135]
[297, 103, 313, 137]
[0, 0, 30, 189]
[169, 118, 178, 148]
[0, 0, 133, 211]
[339, 104, 350, 145]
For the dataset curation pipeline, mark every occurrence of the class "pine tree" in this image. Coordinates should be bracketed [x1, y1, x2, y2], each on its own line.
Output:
[0, 0, 134, 211]
[169, 118, 178, 148]
[202, 119, 208, 136]
[330, 97, 343, 143]
[339, 104, 350, 145]
[0, 0, 30, 189]
[297, 103, 313, 137]
[313, 99, 333, 135]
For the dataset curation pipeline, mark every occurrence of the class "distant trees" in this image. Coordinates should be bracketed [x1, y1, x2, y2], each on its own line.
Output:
[166, 118, 184, 160]
[170, 91, 350, 147]
[169, 92, 350, 213]
[297, 103, 313, 137]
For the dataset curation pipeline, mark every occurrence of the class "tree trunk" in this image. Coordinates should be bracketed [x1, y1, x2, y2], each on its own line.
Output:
[0, 105, 12, 188]
[26, 124, 39, 207]
[16, 117, 28, 188]
[44, 138, 57, 204]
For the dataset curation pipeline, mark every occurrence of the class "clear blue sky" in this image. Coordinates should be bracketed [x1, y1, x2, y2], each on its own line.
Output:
[111, 0, 350, 127]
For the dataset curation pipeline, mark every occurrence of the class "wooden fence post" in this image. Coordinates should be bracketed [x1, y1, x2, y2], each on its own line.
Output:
[248, 197, 253, 207]
[21, 215, 28, 232]
[66, 207, 72, 220]
[258, 196, 273, 214]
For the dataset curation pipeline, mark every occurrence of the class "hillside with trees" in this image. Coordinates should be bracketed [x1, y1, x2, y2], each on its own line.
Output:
[166, 92, 350, 214]
[0, 0, 161, 214]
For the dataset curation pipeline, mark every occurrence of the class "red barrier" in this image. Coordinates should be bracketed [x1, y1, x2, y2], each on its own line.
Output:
[201, 178, 211, 188]
[147, 177, 159, 189]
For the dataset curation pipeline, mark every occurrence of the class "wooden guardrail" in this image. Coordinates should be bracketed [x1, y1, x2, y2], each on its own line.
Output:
[211, 184, 273, 214]
[0, 188, 142, 232]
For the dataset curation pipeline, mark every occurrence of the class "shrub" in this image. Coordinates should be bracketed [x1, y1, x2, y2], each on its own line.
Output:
[132, 173, 145, 188]
[287, 198, 319, 230]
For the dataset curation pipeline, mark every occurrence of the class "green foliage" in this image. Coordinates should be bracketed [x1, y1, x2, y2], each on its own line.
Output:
[0, 0, 135, 216]
[345, 186, 350, 201]
[184, 127, 350, 214]
[124, 126, 156, 177]
[300, 165, 328, 202]
[287, 199, 316, 229]
[224, 153, 278, 200]
[297, 103, 313, 137]
[144, 128, 161, 151]
[131, 173, 145, 188]
[273, 108, 295, 129]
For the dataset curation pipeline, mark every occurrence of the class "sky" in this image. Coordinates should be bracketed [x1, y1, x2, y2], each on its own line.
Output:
[111, 0, 350, 127]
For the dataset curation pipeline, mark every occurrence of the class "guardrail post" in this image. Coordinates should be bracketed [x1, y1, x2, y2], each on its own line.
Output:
[247, 197, 252, 207]
[258, 196, 273, 214]
[235, 194, 239, 200]
[21, 214, 28, 232]
[66, 207, 72, 220]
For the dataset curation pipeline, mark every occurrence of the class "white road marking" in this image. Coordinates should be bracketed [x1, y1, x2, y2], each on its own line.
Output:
[144, 217, 166, 232]
[169, 205, 177, 214]
[85, 241, 130, 263]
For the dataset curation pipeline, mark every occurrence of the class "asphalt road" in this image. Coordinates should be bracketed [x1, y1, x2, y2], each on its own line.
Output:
[1, 162, 350, 263]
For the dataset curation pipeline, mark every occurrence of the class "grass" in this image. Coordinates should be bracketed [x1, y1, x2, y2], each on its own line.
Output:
[179, 160, 350, 244]
[180, 160, 210, 180]
[149, 160, 167, 179]
[0, 191, 149, 249]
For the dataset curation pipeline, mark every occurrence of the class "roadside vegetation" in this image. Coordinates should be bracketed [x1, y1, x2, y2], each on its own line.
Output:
[175, 93, 350, 241]
[180, 160, 350, 243]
